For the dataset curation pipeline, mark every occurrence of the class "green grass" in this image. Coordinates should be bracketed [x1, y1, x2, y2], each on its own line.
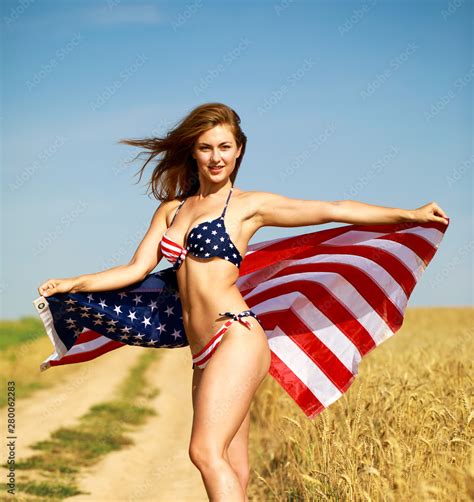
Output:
[0, 480, 83, 498]
[0, 317, 45, 351]
[0, 317, 62, 407]
[116, 348, 160, 401]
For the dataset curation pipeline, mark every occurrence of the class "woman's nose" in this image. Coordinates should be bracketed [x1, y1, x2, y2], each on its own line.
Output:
[210, 149, 221, 161]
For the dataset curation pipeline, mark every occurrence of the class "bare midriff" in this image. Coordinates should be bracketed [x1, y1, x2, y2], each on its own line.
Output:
[176, 255, 254, 354]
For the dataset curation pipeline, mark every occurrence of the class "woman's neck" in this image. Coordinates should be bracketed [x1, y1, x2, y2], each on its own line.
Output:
[196, 181, 232, 200]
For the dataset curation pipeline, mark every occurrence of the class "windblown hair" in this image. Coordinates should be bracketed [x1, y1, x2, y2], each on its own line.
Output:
[118, 102, 247, 202]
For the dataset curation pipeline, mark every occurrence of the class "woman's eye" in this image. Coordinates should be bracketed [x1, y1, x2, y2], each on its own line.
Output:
[200, 146, 231, 151]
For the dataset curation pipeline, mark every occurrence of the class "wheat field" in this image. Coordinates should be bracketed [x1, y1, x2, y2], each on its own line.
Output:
[248, 307, 473, 501]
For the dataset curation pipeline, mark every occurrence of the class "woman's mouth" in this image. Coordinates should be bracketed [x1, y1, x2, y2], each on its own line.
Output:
[209, 166, 224, 173]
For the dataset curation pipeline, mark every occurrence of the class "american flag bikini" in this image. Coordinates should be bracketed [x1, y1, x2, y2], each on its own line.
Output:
[160, 186, 260, 369]
[160, 186, 243, 271]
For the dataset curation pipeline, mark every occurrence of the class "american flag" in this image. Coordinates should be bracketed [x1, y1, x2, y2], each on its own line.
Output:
[33, 217, 449, 419]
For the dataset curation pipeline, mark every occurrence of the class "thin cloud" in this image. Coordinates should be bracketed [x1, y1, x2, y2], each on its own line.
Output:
[83, 3, 166, 26]
[1, 2, 166, 31]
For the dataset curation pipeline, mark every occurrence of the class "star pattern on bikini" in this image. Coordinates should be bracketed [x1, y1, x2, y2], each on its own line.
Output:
[160, 187, 243, 270]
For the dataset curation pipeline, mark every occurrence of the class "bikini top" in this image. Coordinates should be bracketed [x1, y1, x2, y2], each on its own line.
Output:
[160, 186, 243, 271]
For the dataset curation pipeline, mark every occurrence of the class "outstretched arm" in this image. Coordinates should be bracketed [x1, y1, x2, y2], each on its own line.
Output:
[253, 192, 449, 228]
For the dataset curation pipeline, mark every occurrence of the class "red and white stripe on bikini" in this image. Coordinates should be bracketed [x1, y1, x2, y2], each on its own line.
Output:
[160, 233, 187, 264]
[192, 311, 260, 369]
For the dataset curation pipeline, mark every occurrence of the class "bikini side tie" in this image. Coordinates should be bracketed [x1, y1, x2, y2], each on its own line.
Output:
[218, 310, 256, 329]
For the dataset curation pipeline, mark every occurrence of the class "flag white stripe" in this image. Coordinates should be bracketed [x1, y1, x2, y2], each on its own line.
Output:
[398, 226, 445, 246]
[267, 326, 342, 408]
[66, 333, 116, 355]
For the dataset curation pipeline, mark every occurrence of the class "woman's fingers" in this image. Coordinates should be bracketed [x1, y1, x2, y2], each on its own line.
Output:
[431, 202, 449, 224]
[38, 280, 57, 296]
[38, 278, 74, 296]
[415, 202, 449, 225]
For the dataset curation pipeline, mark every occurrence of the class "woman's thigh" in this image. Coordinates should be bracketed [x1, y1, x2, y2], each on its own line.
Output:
[192, 367, 251, 458]
[190, 320, 270, 457]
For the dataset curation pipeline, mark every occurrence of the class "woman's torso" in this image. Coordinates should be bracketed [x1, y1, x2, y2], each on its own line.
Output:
[161, 188, 260, 353]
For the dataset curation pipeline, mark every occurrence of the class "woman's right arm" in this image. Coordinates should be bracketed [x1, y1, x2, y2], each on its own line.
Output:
[38, 201, 173, 297]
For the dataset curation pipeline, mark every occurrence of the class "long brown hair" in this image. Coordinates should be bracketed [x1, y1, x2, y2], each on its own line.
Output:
[118, 102, 247, 202]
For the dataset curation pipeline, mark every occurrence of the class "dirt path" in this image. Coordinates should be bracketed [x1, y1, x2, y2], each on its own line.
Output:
[67, 347, 208, 501]
[1, 345, 144, 461]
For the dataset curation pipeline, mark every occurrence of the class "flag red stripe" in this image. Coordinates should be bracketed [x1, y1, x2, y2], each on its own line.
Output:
[49, 333, 125, 367]
[76, 329, 105, 343]
[268, 350, 326, 418]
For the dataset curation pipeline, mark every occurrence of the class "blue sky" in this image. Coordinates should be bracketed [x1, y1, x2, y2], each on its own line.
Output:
[1, 0, 472, 319]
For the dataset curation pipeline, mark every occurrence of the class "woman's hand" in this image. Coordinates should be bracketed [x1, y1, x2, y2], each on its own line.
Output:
[413, 201, 449, 225]
[38, 278, 76, 297]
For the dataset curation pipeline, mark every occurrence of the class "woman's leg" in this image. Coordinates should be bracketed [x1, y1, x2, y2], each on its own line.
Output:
[226, 408, 251, 497]
[188, 319, 270, 501]
[192, 369, 252, 497]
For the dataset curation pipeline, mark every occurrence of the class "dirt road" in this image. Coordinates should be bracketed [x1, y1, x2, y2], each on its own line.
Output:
[1, 345, 144, 461]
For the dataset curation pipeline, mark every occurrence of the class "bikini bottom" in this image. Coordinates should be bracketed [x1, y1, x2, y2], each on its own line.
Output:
[191, 309, 261, 370]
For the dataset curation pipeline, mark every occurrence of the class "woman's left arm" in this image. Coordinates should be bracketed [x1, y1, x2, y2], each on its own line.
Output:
[253, 192, 449, 228]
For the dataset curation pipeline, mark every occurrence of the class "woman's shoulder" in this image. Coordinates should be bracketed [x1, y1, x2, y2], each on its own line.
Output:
[156, 198, 184, 220]
[234, 188, 276, 204]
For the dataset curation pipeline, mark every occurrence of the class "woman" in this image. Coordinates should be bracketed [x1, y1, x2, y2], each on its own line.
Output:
[37, 102, 449, 501]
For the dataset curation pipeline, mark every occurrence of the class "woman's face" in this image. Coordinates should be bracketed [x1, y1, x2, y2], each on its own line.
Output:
[192, 124, 242, 184]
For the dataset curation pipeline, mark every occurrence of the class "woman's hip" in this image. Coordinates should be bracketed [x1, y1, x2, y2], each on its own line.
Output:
[190, 308, 266, 370]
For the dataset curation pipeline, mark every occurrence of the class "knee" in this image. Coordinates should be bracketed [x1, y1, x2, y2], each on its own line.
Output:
[188, 440, 223, 471]
[188, 440, 202, 467]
